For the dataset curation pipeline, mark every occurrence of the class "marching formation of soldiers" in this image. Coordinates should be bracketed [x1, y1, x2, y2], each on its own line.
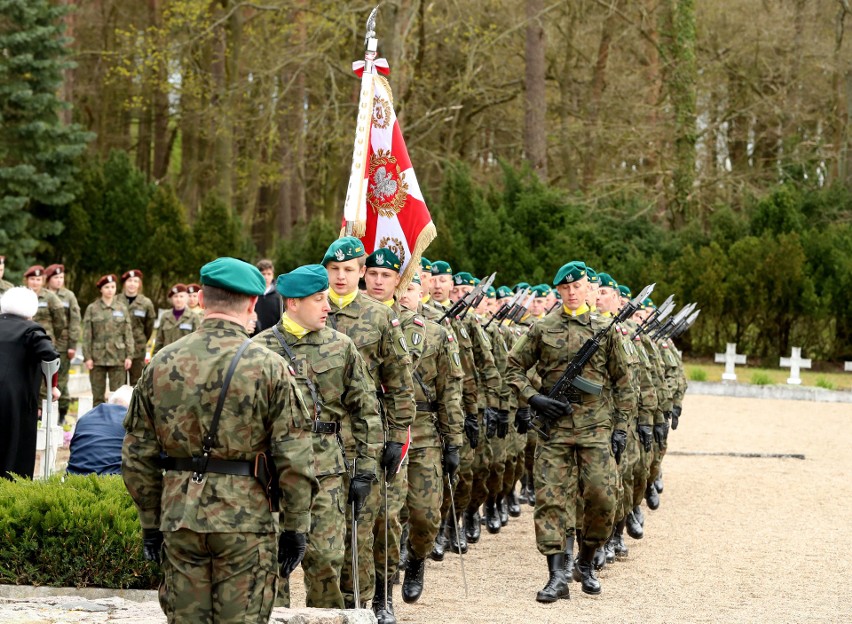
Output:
[1, 242, 688, 622]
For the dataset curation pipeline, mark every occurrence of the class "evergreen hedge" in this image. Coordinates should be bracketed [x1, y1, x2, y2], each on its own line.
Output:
[0, 474, 159, 589]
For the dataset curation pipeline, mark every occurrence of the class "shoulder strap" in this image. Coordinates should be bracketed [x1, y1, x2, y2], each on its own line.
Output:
[271, 324, 322, 418]
[203, 338, 253, 454]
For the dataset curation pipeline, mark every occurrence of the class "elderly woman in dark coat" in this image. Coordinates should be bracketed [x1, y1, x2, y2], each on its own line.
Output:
[0, 287, 60, 479]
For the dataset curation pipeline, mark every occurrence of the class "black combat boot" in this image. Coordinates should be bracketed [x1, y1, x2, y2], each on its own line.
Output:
[573, 544, 602, 595]
[626, 508, 644, 539]
[613, 518, 628, 559]
[645, 482, 660, 510]
[563, 535, 575, 578]
[654, 472, 664, 494]
[402, 551, 426, 603]
[593, 546, 606, 570]
[464, 508, 481, 543]
[497, 494, 509, 526]
[484, 499, 501, 534]
[508, 488, 522, 517]
[449, 516, 468, 554]
[372, 574, 397, 624]
[518, 476, 529, 504]
[527, 482, 536, 506]
[430, 520, 448, 561]
[604, 530, 616, 564]
[634, 504, 645, 527]
[535, 553, 570, 603]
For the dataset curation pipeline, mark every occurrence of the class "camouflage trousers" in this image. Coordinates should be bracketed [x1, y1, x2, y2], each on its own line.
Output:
[57, 353, 71, 418]
[90, 365, 125, 407]
[616, 432, 641, 521]
[373, 457, 409, 582]
[524, 430, 537, 481]
[633, 439, 652, 509]
[649, 430, 668, 484]
[404, 447, 444, 560]
[467, 414, 494, 512]
[441, 436, 474, 522]
[159, 530, 278, 624]
[128, 356, 146, 386]
[341, 471, 379, 605]
[534, 427, 618, 554]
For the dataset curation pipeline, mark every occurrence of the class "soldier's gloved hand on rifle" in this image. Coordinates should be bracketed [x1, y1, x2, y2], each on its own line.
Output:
[514, 407, 531, 434]
[347, 472, 374, 520]
[464, 413, 479, 449]
[529, 394, 573, 420]
[278, 530, 307, 577]
[638, 424, 653, 453]
[141, 528, 163, 564]
[380, 441, 405, 481]
[611, 429, 627, 464]
[442, 445, 460, 478]
[496, 409, 510, 438]
[484, 407, 499, 439]
[671, 404, 682, 430]
[653, 422, 669, 445]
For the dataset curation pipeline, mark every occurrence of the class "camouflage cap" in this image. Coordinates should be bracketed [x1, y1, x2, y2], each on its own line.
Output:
[512, 282, 530, 293]
[553, 261, 587, 286]
[420, 257, 432, 272]
[586, 267, 600, 285]
[96, 274, 117, 289]
[431, 260, 453, 276]
[453, 271, 476, 286]
[496, 286, 513, 299]
[596, 272, 618, 290]
[322, 236, 365, 266]
[617, 284, 632, 298]
[277, 264, 329, 298]
[200, 257, 266, 296]
[531, 284, 552, 297]
[365, 248, 401, 272]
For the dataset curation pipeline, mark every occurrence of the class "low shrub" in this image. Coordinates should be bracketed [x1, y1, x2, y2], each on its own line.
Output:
[750, 372, 773, 386]
[689, 368, 708, 382]
[0, 474, 158, 589]
[815, 377, 835, 390]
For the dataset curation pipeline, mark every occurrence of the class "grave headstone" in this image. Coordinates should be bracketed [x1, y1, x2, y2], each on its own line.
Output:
[780, 347, 811, 385]
[714, 343, 746, 381]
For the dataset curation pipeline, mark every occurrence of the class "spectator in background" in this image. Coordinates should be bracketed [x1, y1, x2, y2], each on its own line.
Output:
[252, 259, 282, 335]
[66, 385, 132, 476]
[0, 287, 60, 480]
[153, 283, 199, 355]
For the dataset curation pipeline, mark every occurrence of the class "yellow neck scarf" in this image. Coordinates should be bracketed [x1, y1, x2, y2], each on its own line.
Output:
[421, 293, 431, 304]
[563, 303, 590, 317]
[440, 299, 451, 307]
[383, 299, 394, 308]
[521, 313, 530, 323]
[329, 289, 358, 309]
[281, 313, 309, 340]
[589, 304, 597, 313]
[600, 311, 612, 318]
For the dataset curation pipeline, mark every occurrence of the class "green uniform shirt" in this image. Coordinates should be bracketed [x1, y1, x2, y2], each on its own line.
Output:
[51, 287, 81, 350]
[154, 309, 200, 355]
[34, 289, 67, 351]
[120, 293, 156, 359]
[0, 279, 13, 295]
[82, 298, 133, 365]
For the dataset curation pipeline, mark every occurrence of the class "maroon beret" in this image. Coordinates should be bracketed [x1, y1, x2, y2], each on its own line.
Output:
[121, 269, 143, 282]
[45, 264, 65, 277]
[187, 283, 201, 294]
[24, 265, 45, 278]
[169, 283, 188, 297]
[96, 274, 117, 289]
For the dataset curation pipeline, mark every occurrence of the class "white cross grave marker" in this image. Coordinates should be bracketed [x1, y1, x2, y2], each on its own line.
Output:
[780, 347, 811, 385]
[845, 362, 852, 372]
[714, 343, 746, 381]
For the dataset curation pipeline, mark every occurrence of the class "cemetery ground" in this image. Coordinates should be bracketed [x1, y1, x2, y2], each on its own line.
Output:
[5, 395, 850, 623]
[685, 361, 851, 390]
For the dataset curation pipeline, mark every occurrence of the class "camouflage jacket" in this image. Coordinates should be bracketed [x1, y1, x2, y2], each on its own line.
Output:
[506, 308, 636, 433]
[484, 321, 512, 411]
[154, 309, 200, 355]
[0, 279, 13, 295]
[430, 301, 481, 415]
[669, 342, 688, 407]
[253, 322, 382, 478]
[122, 318, 316, 534]
[658, 338, 682, 410]
[623, 321, 658, 430]
[51, 287, 81, 350]
[82, 298, 133, 365]
[34, 289, 67, 350]
[643, 336, 673, 422]
[328, 292, 415, 444]
[120, 293, 156, 359]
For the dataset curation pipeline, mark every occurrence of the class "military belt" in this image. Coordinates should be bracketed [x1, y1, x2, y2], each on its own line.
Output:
[161, 456, 253, 477]
[312, 420, 340, 435]
[541, 387, 592, 405]
[416, 401, 439, 413]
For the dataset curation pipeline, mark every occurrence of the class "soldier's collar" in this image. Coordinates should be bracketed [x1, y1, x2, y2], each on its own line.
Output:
[201, 317, 249, 335]
[562, 303, 590, 318]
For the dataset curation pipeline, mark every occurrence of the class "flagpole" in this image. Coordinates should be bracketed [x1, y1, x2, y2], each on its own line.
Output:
[343, 6, 380, 237]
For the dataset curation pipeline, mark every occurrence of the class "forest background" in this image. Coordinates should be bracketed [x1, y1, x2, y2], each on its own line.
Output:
[1, 0, 851, 363]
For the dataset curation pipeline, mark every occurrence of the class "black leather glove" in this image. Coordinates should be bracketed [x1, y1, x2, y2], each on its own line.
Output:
[380, 441, 405, 481]
[278, 530, 307, 578]
[653, 422, 669, 445]
[637, 424, 653, 453]
[484, 407, 499, 439]
[663, 410, 672, 422]
[464, 413, 479, 449]
[611, 429, 627, 464]
[141, 528, 163, 564]
[496, 409, 510, 438]
[347, 472, 374, 520]
[514, 407, 531, 434]
[442, 445, 460, 478]
[671, 404, 682, 430]
[529, 394, 572, 420]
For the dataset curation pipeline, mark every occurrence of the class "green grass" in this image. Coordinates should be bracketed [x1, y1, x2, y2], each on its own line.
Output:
[689, 368, 708, 381]
[815, 377, 835, 390]
[750, 372, 772, 385]
[684, 362, 852, 390]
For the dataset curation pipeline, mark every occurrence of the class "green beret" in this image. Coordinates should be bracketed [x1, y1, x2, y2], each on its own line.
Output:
[513, 282, 530, 293]
[586, 268, 600, 284]
[596, 272, 618, 289]
[554, 290, 562, 300]
[472, 277, 481, 286]
[431, 260, 453, 276]
[553, 261, 587, 286]
[365, 248, 401, 272]
[322, 236, 365, 266]
[453, 271, 475, 286]
[276, 264, 328, 298]
[420, 257, 432, 271]
[411, 272, 421, 285]
[200, 257, 266, 296]
[531, 284, 552, 297]
[496, 286, 513, 299]
[642, 297, 655, 310]
[485, 286, 497, 299]
[617, 284, 632, 298]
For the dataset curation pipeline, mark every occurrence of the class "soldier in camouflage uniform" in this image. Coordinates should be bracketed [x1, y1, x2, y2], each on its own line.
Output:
[45, 264, 81, 422]
[82, 274, 133, 407]
[321, 237, 415, 610]
[0, 256, 13, 295]
[153, 284, 200, 355]
[24, 265, 67, 353]
[122, 257, 317, 624]
[187, 284, 203, 320]
[506, 261, 636, 601]
[253, 264, 382, 609]
[119, 270, 156, 385]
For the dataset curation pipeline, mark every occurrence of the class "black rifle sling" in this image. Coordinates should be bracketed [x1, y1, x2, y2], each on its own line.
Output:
[272, 323, 322, 418]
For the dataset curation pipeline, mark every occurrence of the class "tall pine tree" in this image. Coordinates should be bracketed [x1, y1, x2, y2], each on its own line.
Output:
[0, 0, 90, 278]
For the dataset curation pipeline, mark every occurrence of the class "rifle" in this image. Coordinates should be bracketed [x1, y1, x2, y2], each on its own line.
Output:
[458, 273, 497, 320]
[532, 283, 655, 440]
[633, 294, 675, 338]
[437, 272, 496, 325]
[651, 302, 695, 341]
[668, 309, 700, 341]
[483, 288, 524, 329]
[510, 291, 535, 324]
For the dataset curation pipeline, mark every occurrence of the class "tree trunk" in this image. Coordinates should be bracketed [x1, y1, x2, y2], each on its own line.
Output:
[524, 0, 548, 180]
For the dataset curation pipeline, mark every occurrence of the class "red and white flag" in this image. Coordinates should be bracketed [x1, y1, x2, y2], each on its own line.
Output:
[342, 52, 435, 291]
